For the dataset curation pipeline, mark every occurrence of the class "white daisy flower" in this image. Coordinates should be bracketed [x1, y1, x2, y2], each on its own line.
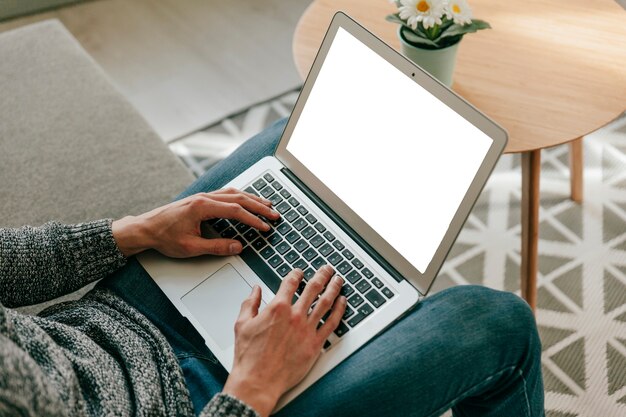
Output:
[447, 0, 473, 25]
[398, 0, 446, 30]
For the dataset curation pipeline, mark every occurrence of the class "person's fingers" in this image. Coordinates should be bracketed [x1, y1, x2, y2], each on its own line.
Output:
[236, 285, 262, 323]
[296, 265, 334, 313]
[204, 192, 279, 222]
[209, 188, 273, 207]
[317, 296, 347, 342]
[189, 237, 242, 256]
[196, 199, 270, 231]
[308, 274, 343, 325]
[275, 268, 303, 303]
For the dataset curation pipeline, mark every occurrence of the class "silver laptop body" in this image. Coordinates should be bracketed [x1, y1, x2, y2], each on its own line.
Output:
[138, 12, 507, 411]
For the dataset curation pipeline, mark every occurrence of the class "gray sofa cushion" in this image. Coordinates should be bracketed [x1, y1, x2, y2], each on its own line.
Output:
[0, 20, 195, 313]
[0, 20, 194, 228]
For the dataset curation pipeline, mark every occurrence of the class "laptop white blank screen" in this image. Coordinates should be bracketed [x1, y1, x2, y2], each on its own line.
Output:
[286, 28, 492, 274]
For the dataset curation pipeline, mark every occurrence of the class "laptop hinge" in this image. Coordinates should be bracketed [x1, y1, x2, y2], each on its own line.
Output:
[281, 167, 404, 283]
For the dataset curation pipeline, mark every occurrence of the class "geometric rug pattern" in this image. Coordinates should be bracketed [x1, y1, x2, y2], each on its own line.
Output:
[171, 93, 626, 417]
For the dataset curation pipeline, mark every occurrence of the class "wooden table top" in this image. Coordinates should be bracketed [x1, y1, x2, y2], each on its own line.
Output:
[293, 0, 626, 153]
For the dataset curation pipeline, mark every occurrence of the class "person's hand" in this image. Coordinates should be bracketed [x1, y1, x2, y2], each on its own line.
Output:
[222, 266, 347, 417]
[112, 188, 280, 257]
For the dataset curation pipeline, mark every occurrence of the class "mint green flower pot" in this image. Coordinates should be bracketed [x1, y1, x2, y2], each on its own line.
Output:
[398, 27, 460, 87]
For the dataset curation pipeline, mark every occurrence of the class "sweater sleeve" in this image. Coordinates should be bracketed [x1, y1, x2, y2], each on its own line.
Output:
[200, 393, 260, 417]
[0, 220, 126, 308]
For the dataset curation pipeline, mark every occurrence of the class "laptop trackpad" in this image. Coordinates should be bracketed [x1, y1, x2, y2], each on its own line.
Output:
[181, 263, 251, 350]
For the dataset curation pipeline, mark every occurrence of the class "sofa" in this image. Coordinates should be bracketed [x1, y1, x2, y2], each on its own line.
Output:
[0, 20, 194, 314]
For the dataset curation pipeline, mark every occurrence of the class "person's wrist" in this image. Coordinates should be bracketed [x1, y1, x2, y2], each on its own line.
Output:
[112, 216, 153, 257]
[222, 373, 280, 417]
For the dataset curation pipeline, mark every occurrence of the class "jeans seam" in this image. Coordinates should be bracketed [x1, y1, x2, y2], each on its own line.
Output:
[424, 364, 522, 417]
[517, 368, 532, 417]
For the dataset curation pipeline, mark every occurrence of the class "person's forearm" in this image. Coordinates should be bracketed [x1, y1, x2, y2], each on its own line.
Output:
[0, 220, 126, 308]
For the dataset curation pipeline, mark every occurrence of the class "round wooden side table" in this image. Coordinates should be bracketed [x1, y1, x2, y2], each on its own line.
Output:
[292, 0, 626, 310]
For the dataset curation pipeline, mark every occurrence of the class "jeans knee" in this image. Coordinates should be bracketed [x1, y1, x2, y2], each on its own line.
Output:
[435, 286, 541, 364]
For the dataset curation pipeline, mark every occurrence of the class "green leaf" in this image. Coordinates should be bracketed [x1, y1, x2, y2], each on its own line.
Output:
[400, 26, 439, 48]
[385, 13, 405, 26]
[438, 19, 491, 40]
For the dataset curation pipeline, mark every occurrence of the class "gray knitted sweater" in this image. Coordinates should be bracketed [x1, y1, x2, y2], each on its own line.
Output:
[0, 220, 259, 417]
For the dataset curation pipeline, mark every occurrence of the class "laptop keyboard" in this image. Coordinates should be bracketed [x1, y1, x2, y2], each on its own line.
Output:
[209, 172, 396, 342]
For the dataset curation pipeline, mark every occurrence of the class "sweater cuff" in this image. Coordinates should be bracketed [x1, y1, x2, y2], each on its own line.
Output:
[60, 219, 127, 283]
[200, 393, 260, 417]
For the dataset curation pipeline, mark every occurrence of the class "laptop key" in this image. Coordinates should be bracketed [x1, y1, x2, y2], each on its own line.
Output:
[294, 239, 310, 253]
[365, 288, 386, 308]
[286, 230, 300, 243]
[277, 264, 291, 277]
[304, 268, 315, 279]
[213, 219, 229, 233]
[276, 241, 290, 255]
[276, 202, 291, 214]
[284, 210, 299, 222]
[348, 293, 364, 308]
[235, 222, 251, 234]
[285, 250, 299, 263]
[347, 304, 374, 327]
[263, 173, 274, 182]
[340, 284, 355, 297]
[337, 261, 353, 275]
[280, 189, 291, 199]
[234, 235, 246, 248]
[381, 287, 395, 299]
[333, 241, 345, 251]
[371, 277, 384, 288]
[277, 223, 292, 235]
[260, 187, 274, 198]
[351, 258, 364, 269]
[334, 321, 350, 337]
[314, 223, 326, 233]
[269, 194, 283, 206]
[302, 248, 318, 261]
[301, 226, 316, 239]
[268, 254, 283, 268]
[260, 246, 275, 259]
[288, 197, 300, 207]
[297, 206, 308, 215]
[243, 229, 260, 242]
[342, 249, 354, 260]
[328, 252, 343, 266]
[323, 231, 335, 242]
[293, 259, 308, 270]
[356, 279, 372, 294]
[343, 306, 354, 319]
[240, 247, 282, 294]
[271, 181, 283, 191]
[362, 268, 374, 279]
[319, 243, 333, 257]
[267, 233, 283, 246]
[293, 218, 307, 231]
[220, 227, 237, 239]
[252, 238, 267, 251]
[310, 234, 325, 248]
[305, 213, 317, 224]
[252, 179, 267, 190]
[311, 257, 327, 270]
[346, 270, 362, 284]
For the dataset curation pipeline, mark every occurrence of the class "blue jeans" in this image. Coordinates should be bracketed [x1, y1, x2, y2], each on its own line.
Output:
[97, 118, 544, 417]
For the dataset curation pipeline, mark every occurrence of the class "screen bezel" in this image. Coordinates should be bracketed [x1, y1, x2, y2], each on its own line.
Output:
[274, 12, 507, 295]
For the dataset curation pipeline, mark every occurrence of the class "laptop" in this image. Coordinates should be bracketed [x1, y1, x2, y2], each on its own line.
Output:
[138, 12, 507, 411]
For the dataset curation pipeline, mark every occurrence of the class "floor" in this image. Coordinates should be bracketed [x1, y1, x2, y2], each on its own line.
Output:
[0, 0, 311, 141]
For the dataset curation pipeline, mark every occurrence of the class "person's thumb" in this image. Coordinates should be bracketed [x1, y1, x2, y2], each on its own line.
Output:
[194, 237, 242, 256]
[238, 285, 262, 321]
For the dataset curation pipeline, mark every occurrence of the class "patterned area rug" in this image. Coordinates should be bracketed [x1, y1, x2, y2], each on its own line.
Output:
[171, 92, 626, 417]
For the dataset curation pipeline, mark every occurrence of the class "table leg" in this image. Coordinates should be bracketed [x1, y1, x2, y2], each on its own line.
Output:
[569, 137, 584, 203]
[521, 150, 541, 312]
